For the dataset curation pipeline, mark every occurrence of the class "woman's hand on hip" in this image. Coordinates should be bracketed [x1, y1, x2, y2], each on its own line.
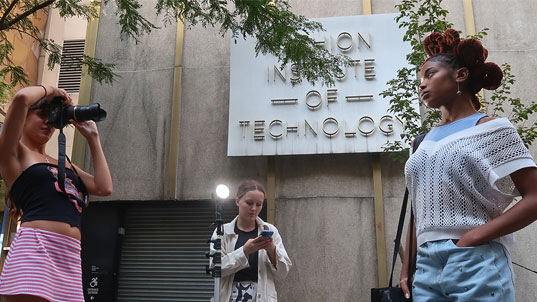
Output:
[399, 277, 411, 299]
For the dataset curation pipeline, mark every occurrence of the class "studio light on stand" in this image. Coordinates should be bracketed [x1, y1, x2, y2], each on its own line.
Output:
[206, 184, 229, 302]
[215, 185, 230, 200]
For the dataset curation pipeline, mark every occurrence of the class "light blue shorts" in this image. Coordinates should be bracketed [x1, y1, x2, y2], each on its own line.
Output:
[412, 239, 514, 302]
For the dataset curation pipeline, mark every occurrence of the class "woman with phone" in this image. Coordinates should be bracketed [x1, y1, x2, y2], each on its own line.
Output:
[0, 85, 113, 302]
[210, 180, 292, 302]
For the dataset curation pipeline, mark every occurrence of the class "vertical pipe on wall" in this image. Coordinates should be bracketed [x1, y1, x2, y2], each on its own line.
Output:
[372, 153, 388, 287]
[37, 12, 52, 85]
[462, 0, 476, 36]
[462, 0, 484, 102]
[363, 0, 388, 287]
[166, 20, 185, 199]
[266, 0, 277, 223]
[362, 0, 372, 15]
[267, 157, 276, 224]
[72, 2, 100, 168]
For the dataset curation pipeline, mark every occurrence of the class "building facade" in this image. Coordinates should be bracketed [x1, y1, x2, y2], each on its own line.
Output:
[3, 0, 537, 301]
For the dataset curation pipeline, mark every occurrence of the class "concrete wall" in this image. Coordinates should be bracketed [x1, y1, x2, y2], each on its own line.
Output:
[90, 0, 537, 301]
[473, 2, 537, 301]
[89, 0, 177, 200]
[176, 23, 268, 199]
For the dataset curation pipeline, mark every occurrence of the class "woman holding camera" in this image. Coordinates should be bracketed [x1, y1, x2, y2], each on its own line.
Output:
[210, 180, 291, 302]
[0, 85, 113, 302]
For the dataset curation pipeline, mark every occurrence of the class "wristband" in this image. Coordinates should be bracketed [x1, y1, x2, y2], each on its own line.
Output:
[38, 85, 47, 99]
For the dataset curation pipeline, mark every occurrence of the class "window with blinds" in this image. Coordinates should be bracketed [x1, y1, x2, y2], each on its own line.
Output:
[58, 39, 85, 93]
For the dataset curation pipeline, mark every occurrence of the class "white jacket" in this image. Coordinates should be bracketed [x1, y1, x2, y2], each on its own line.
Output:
[210, 216, 292, 302]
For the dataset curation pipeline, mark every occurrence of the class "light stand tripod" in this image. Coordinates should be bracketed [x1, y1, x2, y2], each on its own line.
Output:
[206, 196, 225, 302]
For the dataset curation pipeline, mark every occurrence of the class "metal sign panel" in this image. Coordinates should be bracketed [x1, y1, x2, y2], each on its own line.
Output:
[228, 13, 417, 156]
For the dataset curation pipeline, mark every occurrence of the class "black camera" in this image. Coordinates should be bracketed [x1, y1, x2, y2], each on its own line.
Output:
[48, 96, 107, 129]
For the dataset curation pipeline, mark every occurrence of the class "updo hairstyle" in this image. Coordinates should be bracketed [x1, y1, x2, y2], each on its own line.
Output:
[236, 180, 266, 200]
[423, 28, 503, 110]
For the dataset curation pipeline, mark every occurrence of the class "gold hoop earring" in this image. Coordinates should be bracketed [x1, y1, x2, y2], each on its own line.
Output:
[456, 81, 462, 96]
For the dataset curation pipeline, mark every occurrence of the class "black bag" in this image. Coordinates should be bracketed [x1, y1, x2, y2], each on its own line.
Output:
[370, 134, 425, 302]
[370, 287, 409, 302]
[370, 189, 413, 302]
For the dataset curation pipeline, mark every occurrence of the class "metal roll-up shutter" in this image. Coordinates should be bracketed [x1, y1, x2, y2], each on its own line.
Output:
[117, 201, 238, 302]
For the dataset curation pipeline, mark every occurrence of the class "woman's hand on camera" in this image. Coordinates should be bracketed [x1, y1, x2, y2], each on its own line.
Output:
[45, 86, 72, 105]
[243, 236, 272, 256]
[71, 120, 99, 139]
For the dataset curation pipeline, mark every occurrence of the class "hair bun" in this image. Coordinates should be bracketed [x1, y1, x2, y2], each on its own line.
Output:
[423, 28, 504, 95]
[441, 29, 460, 54]
[457, 39, 488, 67]
[423, 29, 460, 57]
[424, 32, 444, 57]
[472, 62, 503, 91]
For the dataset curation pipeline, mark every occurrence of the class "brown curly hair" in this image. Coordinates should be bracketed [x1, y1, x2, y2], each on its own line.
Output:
[423, 29, 503, 110]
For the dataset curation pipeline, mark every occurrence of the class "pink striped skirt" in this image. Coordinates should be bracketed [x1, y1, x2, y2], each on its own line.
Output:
[0, 227, 84, 302]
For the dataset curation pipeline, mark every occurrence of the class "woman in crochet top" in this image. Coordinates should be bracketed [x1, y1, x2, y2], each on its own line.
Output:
[399, 29, 537, 301]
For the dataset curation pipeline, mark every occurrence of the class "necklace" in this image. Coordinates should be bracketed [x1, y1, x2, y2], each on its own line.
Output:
[31, 150, 49, 163]
[39, 153, 50, 163]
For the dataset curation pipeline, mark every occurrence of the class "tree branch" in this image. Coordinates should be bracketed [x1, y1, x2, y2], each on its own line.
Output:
[0, 0, 20, 27]
[0, 0, 55, 31]
[6, 26, 41, 41]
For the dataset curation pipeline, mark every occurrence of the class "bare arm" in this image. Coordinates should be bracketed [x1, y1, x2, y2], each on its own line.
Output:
[457, 167, 537, 247]
[399, 138, 418, 298]
[0, 86, 69, 184]
[399, 219, 416, 299]
[0, 87, 46, 161]
[70, 120, 113, 196]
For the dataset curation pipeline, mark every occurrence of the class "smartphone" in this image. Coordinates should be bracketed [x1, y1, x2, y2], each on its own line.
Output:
[259, 230, 273, 239]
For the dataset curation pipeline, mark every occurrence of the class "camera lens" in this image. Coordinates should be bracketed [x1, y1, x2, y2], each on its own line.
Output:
[65, 104, 107, 123]
[47, 97, 107, 128]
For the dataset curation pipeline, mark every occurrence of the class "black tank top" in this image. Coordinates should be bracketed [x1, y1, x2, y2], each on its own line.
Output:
[9, 163, 88, 229]
[233, 223, 259, 282]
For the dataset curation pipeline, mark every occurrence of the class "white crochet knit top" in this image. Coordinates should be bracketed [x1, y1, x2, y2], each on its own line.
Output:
[405, 118, 536, 247]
